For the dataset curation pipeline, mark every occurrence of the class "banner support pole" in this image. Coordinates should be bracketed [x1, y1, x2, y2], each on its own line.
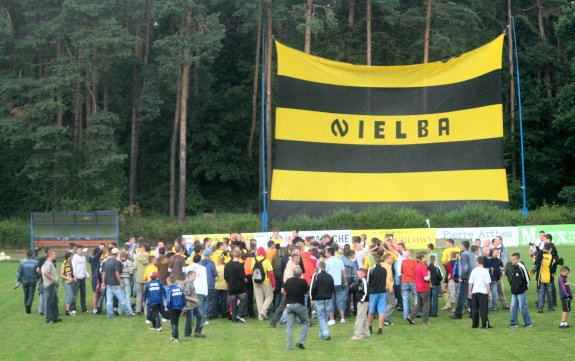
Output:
[261, 14, 269, 232]
[511, 17, 528, 219]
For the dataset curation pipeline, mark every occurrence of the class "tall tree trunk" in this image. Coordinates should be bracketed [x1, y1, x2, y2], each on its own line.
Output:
[248, 1, 262, 158]
[423, 0, 432, 63]
[366, 0, 371, 65]
[103, 77, 109, 112]
[73, 81, 82, 149]
[178, 12, 193, 223]
[347, 0, 355, 62]
[85, 82, 91, 126]
[129, 23, 144, 206]
[304, 0, 313, 54]
[508, 0, 516, 183]
[170, 77, 182, 218]
[91, 46, 98, 115]
[56, 38, 63, 127]
[264, 1, 273, 204]
[129, 71, 141, 206]
[535, 0, 552, 98]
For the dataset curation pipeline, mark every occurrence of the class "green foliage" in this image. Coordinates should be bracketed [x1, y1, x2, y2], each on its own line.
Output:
[0, 218, 29, 248]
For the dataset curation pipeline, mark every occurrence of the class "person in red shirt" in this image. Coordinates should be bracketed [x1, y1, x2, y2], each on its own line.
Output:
[406, 252, 431, 325]
[401, 250, 418, 319]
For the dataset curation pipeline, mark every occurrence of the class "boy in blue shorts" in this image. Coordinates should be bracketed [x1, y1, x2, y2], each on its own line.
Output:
[166, 276, 186, 342]
[367, 254, 387, 335]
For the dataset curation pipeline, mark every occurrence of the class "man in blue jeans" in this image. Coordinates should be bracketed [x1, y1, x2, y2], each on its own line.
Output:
[17, 250, 39, 314]
[324, 247, 348, 324]
[506, 252, 533, 327]
[101, 248, 134, 317]
[451, 241, 476, 320]
[310, 261, 334, 340]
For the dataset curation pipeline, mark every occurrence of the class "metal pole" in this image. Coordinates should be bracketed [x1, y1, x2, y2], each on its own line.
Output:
[512, 16, 528, 218]
[261, 14, 268, 232]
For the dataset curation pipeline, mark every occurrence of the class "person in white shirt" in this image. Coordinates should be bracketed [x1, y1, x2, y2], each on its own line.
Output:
[468, 256, 493, 329]
[186, 254, 208, 324]
[352, 237, 366, 267]
[72, 248, 90, 313]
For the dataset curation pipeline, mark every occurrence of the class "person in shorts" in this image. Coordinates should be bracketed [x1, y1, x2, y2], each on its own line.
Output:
[559, 266, 572, 329]
[367, 254, 387, 335]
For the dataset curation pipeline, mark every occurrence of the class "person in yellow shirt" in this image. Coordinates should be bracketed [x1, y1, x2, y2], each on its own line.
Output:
[266, 240, 276, 263]
[441, 239, 461, 266]
[382, 253, 396, 325]
[144, 256, 158, 283]
[214, 254, 228, 319]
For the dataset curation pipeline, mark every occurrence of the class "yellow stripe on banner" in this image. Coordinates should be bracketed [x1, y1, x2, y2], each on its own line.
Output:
[276, 35, 504, 88]
[275, 104, 503, 145]
[271, 169, 509, 202]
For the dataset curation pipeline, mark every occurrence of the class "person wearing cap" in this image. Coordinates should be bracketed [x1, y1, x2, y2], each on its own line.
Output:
[251, 247, 276, 321]
[199, 248, 218, 322]
[101, 248, 134, 317]
[71, 247, 90, 313]
[143, 270, 166, 331]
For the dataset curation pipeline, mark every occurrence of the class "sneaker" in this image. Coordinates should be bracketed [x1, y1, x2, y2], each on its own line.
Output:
[237, 317, 246, 323]
[296, 343, 305, 350]
[507, 323, 519, 328]
[70, 311, 76, 317]
[351, 336, 363, 340]
[156, 327, 163, 332]
[203, 320, 209, 326]
[406, 317, 415, 325]
[422, 322, 429, 325]
[162, 318, 169, 323]
[194, 333, 207, 338]
[340, 318, 346, 324]
[149, 326, 156, 331]
[384, 321, 394, 326]
[441, 305, 451, 310]
[146, 319, 151, 324]
[524, 324, 533, 328]
[327, 320, 336, 326]
[172, 338, 179, 343]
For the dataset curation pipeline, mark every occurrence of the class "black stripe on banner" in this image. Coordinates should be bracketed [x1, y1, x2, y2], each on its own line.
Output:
[274, 138, 504, 173]
[276, 70, 501, 116]
[269, 200, 508, 221]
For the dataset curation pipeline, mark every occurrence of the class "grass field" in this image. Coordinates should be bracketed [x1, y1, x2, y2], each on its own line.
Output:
[1, 247, 574, 361]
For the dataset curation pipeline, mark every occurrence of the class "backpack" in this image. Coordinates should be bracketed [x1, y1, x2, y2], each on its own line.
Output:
[253, 257, 266, 284]
[452, 260, 461, 281]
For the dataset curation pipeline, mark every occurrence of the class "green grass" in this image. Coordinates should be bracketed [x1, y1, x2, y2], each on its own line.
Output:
[1, 247, 574, 360]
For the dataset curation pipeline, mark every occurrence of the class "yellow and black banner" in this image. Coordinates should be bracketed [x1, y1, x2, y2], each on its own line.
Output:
[270, 36, 509, 219]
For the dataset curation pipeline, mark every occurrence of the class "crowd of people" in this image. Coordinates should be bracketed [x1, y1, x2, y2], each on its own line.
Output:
[15, 230, 573, 349]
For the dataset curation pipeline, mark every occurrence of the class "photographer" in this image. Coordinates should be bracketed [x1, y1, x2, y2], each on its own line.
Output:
[16, 250, 39, 314]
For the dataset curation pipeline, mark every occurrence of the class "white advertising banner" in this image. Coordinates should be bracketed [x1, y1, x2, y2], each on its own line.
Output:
[436, 227, 519, 247]
[253, 230, 352, 248]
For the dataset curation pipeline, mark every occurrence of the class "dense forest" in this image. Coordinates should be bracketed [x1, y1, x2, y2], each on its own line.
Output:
[0, 0, 574, 221]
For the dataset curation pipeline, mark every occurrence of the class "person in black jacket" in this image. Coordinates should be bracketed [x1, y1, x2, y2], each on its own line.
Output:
[507, 252, 533, 328]
[310, 261, 334, 340]
[367, 254, 387, 335]
[428, 255, 443, 317]
[224, 250, 247, 323]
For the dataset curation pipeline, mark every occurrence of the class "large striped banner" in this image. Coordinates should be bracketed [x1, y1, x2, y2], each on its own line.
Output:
[270, 36, 508, 220]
